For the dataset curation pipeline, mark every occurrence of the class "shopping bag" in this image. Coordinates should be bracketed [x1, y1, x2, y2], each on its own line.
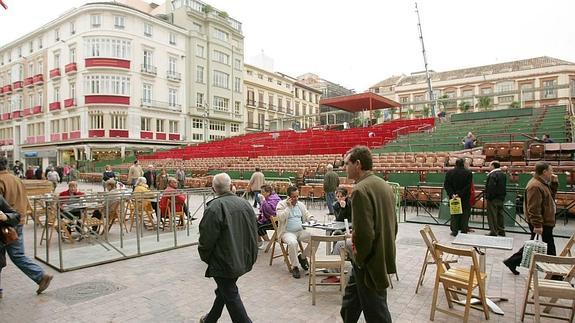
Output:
[520, 235, 547, 268]
[449, 197, 463, 215]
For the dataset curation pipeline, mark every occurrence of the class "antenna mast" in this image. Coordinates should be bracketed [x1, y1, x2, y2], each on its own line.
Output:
[415, 2, 435, 116]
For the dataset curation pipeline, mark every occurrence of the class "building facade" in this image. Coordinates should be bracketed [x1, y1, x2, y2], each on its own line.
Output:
[297, 73, 354, 125]
[0, 0, 246, 168]
[244, 64, 321, 132]
[369, 56, 575, 119]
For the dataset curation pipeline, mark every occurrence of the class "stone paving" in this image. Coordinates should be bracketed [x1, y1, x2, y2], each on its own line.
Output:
[0, 182, 572, 322]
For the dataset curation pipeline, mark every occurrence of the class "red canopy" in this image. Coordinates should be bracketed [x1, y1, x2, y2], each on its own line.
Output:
[320, 92, 401, 113]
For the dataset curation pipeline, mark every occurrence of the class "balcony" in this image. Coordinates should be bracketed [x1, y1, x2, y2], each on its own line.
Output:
[65, 62, 77, 74]
[156, 133, 166, 140]
[109, 130, 129, 138]
[64, 98, 76, 108]
[32, 105, 42, 114]
[140, 131, 153, 139]
[70, 131, 81, 139]
[140, 64, 157, 76]
[169, 133, 180, 141]
[140, 99, 182, 111]
[11, 111, 21, 119]
[62, 133, 69, 140]
[166, 71, 181, 81]
[3, 84, 12, 94]
[85, 58, 130, 69]
[12, 81, 23, 91]
[88, 130, 105, 138]
[49, 101, 61, 111]
[85, 95, 129, 105]
[24, 77, 34, 88]
[26, 136, 35, 144]
[245, 123, 264, 131]
[0, 88, 3, 96]
[1, 113, 11, 121]
[23, 108, 31, 116]
[49, 68, 61, 79]
[50, 133, 61, 142]
[33, 74, 44, 85]
[35, 135, 45, 143]
[246, 100, 255, 107]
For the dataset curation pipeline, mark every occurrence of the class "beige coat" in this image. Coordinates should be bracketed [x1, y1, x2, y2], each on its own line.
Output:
[275, 199, 312, 237]
[248, 171, 265, 191]
[0, 170, 28, 224]
[128, 164, 143, 182]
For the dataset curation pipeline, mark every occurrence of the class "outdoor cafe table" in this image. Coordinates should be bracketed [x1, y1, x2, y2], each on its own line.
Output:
[452, 233, 514, 315]
[303, 221, 350, 254]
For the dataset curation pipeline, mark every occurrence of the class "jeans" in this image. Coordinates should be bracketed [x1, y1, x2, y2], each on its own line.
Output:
[3, 225, 45, 284]
[204, 277, 252, 323]
[252, 191, 261, 208]
[505, 223, 556, 268]
[326, 191, 336, 214]
[340, 265, 392, 323]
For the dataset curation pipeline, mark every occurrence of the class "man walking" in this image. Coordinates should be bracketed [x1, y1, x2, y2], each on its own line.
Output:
[323, 164, 340, 215]
[198, 173, 258, 323]
[485, 161, 507, 236]
[248, 167, 265, 208]
[0, 157, 53, 295]
[127, 160, 143, 187]
[503, 161, 558, 275]
[340, 146, 397, 323]
[444, 158, 473, 236]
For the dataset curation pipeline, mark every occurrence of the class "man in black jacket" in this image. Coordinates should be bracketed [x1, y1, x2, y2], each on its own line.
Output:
[444, 158, 473, 236]
[485, 161, 507, 236]
[198, 173, 258, 323]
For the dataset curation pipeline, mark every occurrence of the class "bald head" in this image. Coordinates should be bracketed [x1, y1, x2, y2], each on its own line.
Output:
[212, 173, 232, 195]
[326, 164, 333, 171]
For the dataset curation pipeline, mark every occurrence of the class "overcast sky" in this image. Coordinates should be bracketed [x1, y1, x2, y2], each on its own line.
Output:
[1, 0, 574, 91]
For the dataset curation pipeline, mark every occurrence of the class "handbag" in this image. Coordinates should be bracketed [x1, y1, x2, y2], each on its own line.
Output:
[520, 234, 547, 268]
[0, 225, 18, 245]
[449, 197, 463, 215]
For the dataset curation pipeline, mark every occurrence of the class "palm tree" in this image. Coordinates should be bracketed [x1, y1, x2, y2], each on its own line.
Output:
[458, 101, 471, 112]
[422, 105, 431, 117]
[509, 101, 520, 109]
[478, 96, 492, 110]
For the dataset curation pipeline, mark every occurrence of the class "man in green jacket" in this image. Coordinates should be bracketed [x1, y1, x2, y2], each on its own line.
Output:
[340, 146, 397, 323]
[323, 164, 340, 215]
[198, 173, 258, 323]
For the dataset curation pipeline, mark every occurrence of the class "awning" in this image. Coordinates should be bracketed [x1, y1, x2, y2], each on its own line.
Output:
[319, 92, 401, 113]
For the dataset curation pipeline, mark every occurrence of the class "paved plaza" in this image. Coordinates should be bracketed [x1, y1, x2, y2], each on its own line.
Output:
[0, 182, 573, 322]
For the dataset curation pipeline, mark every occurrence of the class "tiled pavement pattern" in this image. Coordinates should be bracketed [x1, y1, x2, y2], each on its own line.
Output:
[0, 182, 572, 322]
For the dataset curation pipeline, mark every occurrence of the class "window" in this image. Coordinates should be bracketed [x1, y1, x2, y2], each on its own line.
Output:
[69, 48, 76, 63]
[54, 28, 60, 41]
[268, 77, 273, 82]
[29, 41, 33, 53]
[268, 94, 274, 109]
[169, 33, 176, 45]
[17, 47, 22, 58]
[234, 101, 241, 114]
[209, 120, 226, 131]
[28, 63, 34, 76]
[210, 134, 226, 141]
[143, 50, 153, 68]
[142, 83, 152, 103]
[462, 89, 473, 98]
[84, 75, 131, 95]
[520, 83, 533, 101]
[542, 79, 557, 99]
[51, 120, 60, 134]
[90, 114, 104, 129]
[168, 57, 177, 73]
[571, 79, 575, 97]
[190, 94, 202, 110]
[193, 22, 202, 32]
[498, 95, 513, 103]
[144, 23, 153, 37]
[38, 37, 43, 49]
[53, 86, 60, 102]
[141, 117, 151, 131]
[168, 88, 178, 107]
[213, 70, 229, 89]
[192, 118, 203, 129]
[231, 123, 239, 133]
[37, 92, 43, 106]
[257, 73, 263, 80]
[111, 114, 126, 129]
[192, 133, 203, 141]
[286, 99, 292, 114]
[196, 66, 204, 83]
[37, 60, 43, 74]
[196, 45, 204, 58]
[69, 83, 75, 99]
[234, 77, 241, 92]
[169, 120, 178, 133]
[496, 81, 514, 93]
[69, 21, 75, 35]
[28, 94, 34, 107]
[71, 116, 80, 131]
[213, 50, 229, 65]
[91, 15, 101, 28]
[85, 37, 131, 59]
[480, 87, 492, 95]
[213, 28, 229, 42]
[61, 119, 68, 133]
[53, 53, 60, 68]
[156, 119, 165, 132]
[114, 16, 125, 29]
[213, 96, 229, 112]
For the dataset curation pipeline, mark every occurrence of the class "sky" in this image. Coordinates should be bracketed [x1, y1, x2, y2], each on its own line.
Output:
[0, 0, 574, 92]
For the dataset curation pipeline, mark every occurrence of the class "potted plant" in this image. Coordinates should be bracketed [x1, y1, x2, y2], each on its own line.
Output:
[509, 101, 520, 109]
[478, 96, 492, 110]
[458, 101, 471, 113]
[202, 4, 213, 14]
[218, 11, 229, 19]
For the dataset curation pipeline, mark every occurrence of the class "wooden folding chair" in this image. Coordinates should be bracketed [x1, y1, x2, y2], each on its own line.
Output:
[268, 216, 303, 273]
[430, 242, 489, 322]
[40, 201, 74, 247]
[307, 235, 347, 305]
[521, 254, 575, 322]
[416, 225, 459, 293]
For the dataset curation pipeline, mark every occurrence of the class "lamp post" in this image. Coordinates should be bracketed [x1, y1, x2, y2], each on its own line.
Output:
[198, 102, 210, 143]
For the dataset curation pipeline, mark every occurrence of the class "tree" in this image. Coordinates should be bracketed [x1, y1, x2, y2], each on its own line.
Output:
[478, 96, 492, 110]
[422, 105, 431, 117]
[509, 101, 520, 109]
[373, 110, 382, 119]
[202, 4, 213, 13]
[438, 94, 450, 111]
[458, 101, 471, 113]
[407, 108, 414, 119]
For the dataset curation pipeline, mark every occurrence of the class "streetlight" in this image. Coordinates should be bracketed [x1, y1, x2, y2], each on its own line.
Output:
[198, 102, 210, 143]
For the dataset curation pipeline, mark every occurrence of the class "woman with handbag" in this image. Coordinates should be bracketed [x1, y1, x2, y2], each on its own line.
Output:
[0, 194, 22, 299]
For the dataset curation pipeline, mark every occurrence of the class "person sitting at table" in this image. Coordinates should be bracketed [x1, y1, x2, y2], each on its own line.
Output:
[323, 231, 354, 283]
[59, 181, 90, 234]
[159, 177, 190, 225]
[333, 187, 352, 223]
[133, 177, 157, 211]
[256, 184, 281, 248]
[275, 186, 318, 279]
